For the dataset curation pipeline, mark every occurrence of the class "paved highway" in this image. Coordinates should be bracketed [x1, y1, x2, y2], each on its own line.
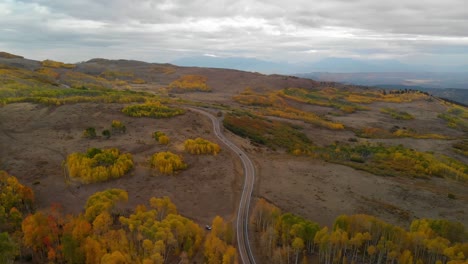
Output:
[189, 108, 256, 264]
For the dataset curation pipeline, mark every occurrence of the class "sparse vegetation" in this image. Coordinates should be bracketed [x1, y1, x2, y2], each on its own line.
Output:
[122, 102, 185, 118]
[438, 105, 468, 132]
[111, 120, 126, 134]
[66, 148, 134, 183]
[99, 70, 134, 80]
[316, 142, 468, 181]
[150, 151, 187, 174]
[184, 138, 221, 155]
[82, 127, 97, 138]
[234, 88, 346, 129]
[280, 87, 368, 113]
[356, 126, 450, 139]
[453, 140, 468, 157]
[0, 64, 154, 106]
[262, 106, 345, 130]
[233, 87, 279, 106]
[380, 107, 415, 120]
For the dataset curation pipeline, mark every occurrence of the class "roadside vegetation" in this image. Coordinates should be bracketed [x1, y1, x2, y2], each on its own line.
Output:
[204, 216, 238, 263]
[251, 198, 467, 264]
[223, 111, 467, 181]
[223, 112, 312, 154]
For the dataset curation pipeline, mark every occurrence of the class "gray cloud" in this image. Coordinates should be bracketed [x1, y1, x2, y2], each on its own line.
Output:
[0, 0, 467, 66]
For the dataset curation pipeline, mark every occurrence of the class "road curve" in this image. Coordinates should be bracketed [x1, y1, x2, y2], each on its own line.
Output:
[189, 108, 256, 264]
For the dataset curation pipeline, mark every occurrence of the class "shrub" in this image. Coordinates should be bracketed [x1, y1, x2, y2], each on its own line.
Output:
[184, 138, 221, 155]
[66, 148, 133, 183]
[82, 127, 96, 138]
[150, 152, 187, 174]
[111, 120, 126, 133]
[380, 108, 414, 120]
[153, 131, 169, 144]
[102, 130, 111, 139]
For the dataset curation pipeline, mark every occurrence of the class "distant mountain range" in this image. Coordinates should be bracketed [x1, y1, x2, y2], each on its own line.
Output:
[296, 72, 468, 89]
[172, 56, 468, 104]
[172, 56, 468, 74]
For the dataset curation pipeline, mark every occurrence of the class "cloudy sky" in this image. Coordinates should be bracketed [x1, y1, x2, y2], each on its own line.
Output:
[1, 0, 467, 66]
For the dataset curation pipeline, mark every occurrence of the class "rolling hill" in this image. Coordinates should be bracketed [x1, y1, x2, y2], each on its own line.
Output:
[1, 51, 467, 263]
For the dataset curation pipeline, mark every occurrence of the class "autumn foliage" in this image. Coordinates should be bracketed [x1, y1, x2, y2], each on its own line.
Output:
[17, 186, 207, 264]
[150, 151, 187, 174]
[153, 131, 170, 144]
[66, 148, 134, 183]
[0, 171, 34, 218]
[122, 101, 185, 118]
[319, 143, 468, 181]
[233, 88, 345, 130]
[184, 137, 221, 155]
[169, 75, 211, 92]
[204, 216, 238, 264]
[223, 112, 312, 154]
[111, 120, 126, 134]
[251, 199, 468, 264]
[41, 59, 76, 69]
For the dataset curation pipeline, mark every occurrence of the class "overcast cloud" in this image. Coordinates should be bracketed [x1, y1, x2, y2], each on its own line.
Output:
[1, 0, 467, 66]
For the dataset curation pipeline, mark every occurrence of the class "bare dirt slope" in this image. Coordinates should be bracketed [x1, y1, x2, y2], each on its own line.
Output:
[254, 154, 467, 227]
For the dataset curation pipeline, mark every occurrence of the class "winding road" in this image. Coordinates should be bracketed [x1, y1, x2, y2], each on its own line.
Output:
[189, 108, 257, 264]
